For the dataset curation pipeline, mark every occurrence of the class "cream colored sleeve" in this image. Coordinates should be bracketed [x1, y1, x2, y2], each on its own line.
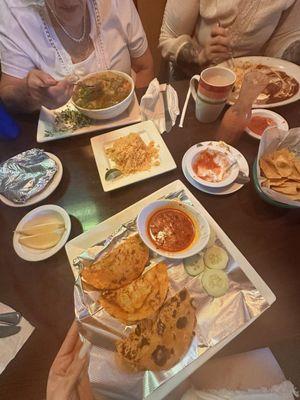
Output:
[263, 0, 300, 59]
[159, 0, 200, 62]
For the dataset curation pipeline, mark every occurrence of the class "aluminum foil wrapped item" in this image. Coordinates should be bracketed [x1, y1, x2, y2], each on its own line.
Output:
[73, 190, 270, 400]
[256, 127, 300, 208]
[0, 148, 57, 204]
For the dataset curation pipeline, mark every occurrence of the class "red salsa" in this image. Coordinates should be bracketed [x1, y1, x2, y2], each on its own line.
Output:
[248, 115, 276, 136]
[192, 149, 229, 182]
[147, 207, 195, 252]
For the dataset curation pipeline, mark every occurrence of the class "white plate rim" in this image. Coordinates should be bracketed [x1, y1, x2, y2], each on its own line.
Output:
[90, 120, 177, 192]
[219, 56, 300, 108]
[0, 152, 63, 208]
[182, 142, 249, 195]
[185, 143, 240, 188]
[13, 204, 71, 262]
[245, 109, 289, 140]
[37, 93, 142, 143]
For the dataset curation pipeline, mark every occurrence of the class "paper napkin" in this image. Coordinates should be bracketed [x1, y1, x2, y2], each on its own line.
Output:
[0, 303, 34, 374]
[140, 78, 179, 134]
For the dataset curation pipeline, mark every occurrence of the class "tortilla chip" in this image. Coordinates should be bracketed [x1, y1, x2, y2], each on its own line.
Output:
[273, 183, 298, 195]
[100, 263, 169, 324]
[274, 155, 293, 177]
[260, 158, 281, 179]
[289, 165, 300, 181]
[285, 193, 300, 201]
[268, 178, 288, 187]
[294, 159, 300, 174]
[81, 234, 149, 290]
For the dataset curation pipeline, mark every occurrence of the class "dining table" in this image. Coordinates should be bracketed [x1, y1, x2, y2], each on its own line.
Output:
[0, 80, 299, 400]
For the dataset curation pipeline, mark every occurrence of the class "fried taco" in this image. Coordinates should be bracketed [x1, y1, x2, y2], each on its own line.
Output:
[81, 234, 149, 290]
[116, 289, 196, 372]
[100, 263, 169, 324]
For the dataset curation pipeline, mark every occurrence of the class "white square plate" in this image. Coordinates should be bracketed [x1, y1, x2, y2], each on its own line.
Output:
[36, 93, 142, 143]
[65, 180, 275, 400]
[90, 120, 177, 192]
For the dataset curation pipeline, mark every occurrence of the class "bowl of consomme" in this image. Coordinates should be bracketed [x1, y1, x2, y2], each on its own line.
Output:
[137, 200, 210, 259]
[72, 70, 134, 120]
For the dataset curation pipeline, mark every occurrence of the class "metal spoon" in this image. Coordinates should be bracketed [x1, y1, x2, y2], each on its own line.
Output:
[105, 168, 123, 181]
[235, 171, 250, 184]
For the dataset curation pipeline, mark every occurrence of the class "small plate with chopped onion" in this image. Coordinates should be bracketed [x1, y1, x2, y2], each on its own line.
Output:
[13, 204, 71, 261]
[90, 120, 177, 192]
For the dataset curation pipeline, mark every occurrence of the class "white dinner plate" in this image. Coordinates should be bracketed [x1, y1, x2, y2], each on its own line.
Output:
[91, 120, 177, 192]
[0, 152, 63, 207]
[13, 204, 71, 262]
[245, 109, 289, 140]
[219, 56, 300, 108]
[37, 93, 142, 143]
[182, 142, 249, 195]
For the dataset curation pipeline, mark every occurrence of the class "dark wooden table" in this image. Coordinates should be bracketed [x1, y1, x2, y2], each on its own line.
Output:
[0, 81, 299, 400]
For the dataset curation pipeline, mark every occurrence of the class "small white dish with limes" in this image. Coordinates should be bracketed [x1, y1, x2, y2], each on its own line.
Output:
[13, 204, 71, 261]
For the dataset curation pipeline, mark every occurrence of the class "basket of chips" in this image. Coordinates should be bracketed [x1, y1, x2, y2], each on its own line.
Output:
[254, 127, 300, 208]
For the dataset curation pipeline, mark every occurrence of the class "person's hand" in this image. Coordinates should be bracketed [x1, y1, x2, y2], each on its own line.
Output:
[201, 24, 231, 64]
[46, 321, 93, 400]
[26, 69, 74, 109]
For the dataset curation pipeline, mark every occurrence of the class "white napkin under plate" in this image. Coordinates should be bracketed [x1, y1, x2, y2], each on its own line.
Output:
[140, 78, 180, 134]
[0, 303, 34, 374]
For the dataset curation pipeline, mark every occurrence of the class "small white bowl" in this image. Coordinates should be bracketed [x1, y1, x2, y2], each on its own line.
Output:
[245, 109, 289, 140]
[13, 204, 71, 262]
[72, 70, 134, 120]
[137, 199, 210, 259]
[186, 144, 239, 188]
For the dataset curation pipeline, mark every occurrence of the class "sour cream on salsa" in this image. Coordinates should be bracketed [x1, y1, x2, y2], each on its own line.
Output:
[192, 149, 230, 182]
[147, 207, 195, 252]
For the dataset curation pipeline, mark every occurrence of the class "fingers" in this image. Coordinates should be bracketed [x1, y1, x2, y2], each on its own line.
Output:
[27, 69, 57, 89]
[56, 321, 80, 358]
[211, 24, 228, 38]
[210, 35, 231, 48]
[64, 341, 91, 394]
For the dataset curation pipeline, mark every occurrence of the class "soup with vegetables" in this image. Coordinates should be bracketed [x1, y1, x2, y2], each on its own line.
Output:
[73, 72, 132, 110]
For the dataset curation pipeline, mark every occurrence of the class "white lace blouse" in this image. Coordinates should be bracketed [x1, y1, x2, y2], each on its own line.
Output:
[159, 0, 297, 63]
[0, 0, 148, 80]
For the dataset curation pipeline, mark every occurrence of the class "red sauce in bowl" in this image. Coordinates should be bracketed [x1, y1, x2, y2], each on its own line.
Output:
[147, 207, 195, 252]
[248, 116, 276, 136]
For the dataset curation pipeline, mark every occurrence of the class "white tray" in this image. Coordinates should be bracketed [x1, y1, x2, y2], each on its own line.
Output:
[65, 180, 275, 399]
[36, 93, 142, 143]
[91, 120, 176, 192]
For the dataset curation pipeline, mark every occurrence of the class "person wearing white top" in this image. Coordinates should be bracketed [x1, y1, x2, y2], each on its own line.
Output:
[0, 0, 154, 112]
[159, 0, 300, 79]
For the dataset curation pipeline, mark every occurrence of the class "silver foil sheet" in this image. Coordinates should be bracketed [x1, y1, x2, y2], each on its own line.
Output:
[0, 148, 57, 204]
[73, 190, 269, 399]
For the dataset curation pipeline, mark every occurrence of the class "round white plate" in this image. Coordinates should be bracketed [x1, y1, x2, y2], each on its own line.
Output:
[185, 142, 240, 188]
[182, 142, 249, 195]
[0, 152, 63, 208]
[13, 204, 71, 262]
[245, 109, 289, 140]
[219, 56, 300, 108]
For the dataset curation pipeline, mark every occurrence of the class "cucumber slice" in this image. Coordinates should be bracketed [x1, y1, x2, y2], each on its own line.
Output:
[184, 253, 205, 276]
[204, 245, 228, 270]
[206, 228, 217, 248]
[202, 269, 229, 298]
